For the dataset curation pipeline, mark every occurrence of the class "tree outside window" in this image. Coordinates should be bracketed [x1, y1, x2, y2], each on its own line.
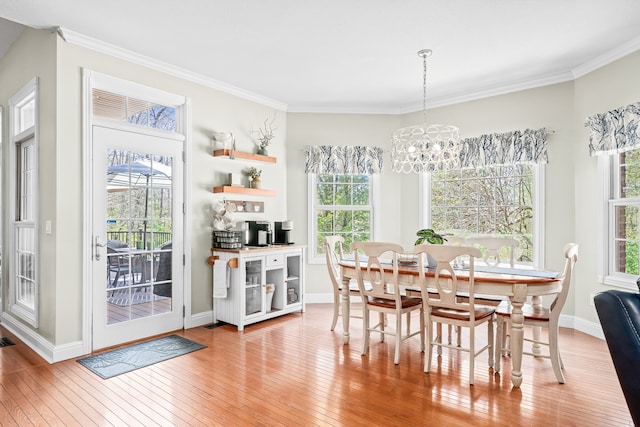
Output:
[312, 174, 372, 260]
[612, 149, 640, 276]
[430, 164, 535, 263]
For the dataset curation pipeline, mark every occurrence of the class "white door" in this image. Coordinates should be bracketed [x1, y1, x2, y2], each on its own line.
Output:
[92, 125, 184, 350]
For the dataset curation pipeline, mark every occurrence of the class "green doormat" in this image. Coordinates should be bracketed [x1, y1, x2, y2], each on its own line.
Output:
[77, 334, 206, 379]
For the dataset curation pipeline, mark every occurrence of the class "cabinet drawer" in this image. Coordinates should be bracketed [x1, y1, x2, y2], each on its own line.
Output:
[265, 254, 284, 268]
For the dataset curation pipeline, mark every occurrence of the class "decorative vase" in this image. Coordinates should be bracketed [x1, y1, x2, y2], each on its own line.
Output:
[257, 146, 268, 156]
[251, 177, 261, 189]
[266, 289, 274, 312]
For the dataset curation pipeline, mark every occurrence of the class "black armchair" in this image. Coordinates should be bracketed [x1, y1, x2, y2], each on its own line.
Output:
[594, 288, 640, 426]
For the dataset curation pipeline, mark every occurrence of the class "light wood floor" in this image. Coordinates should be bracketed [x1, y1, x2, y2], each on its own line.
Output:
[0, 304, 633, 426]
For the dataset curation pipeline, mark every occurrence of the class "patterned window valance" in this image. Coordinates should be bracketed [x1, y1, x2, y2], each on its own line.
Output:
[585, 102, 640, 156]
[305, 145, 383, 174]
[459, 128, 548, 169]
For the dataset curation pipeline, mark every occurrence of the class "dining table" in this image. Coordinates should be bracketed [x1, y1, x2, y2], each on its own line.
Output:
[338, 258, 562, 387]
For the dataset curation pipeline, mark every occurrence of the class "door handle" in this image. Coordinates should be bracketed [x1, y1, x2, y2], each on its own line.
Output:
[95, 236, 107, 261]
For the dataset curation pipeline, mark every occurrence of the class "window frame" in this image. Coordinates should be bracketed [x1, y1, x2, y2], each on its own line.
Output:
[419, 164, 545, 268]
[598, 152, 640, 289]
[7, 77, 39, 327]
[307, 173, 380, 264]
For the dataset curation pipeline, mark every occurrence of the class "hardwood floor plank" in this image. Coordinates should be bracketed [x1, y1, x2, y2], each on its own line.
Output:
[0, 304, 635, 426]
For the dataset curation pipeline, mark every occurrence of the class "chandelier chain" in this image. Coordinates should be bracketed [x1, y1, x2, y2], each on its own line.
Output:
[423, 53, 427, 126]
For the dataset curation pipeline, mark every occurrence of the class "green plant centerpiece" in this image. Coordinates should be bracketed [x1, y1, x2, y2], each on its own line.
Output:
[414, 228, 448, 267]
[415, 228, 448, 245]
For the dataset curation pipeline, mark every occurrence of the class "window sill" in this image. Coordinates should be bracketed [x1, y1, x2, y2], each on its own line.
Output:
[601, 273, 639, 291]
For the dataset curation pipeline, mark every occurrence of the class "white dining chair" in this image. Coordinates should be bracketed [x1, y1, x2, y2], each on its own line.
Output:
[325, 235, 362, 331]
[352, 241, 424, 365]
[494, 243, 578, 383]
[415, 243, 494, 385]
[466, 236, 520, 267]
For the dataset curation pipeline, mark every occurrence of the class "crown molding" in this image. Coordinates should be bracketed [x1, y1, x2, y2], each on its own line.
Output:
[572, 35, 640, 79]
[58, 27, 640, 115]
[58, 27, 288, 111]
[288, 70, 576, 115]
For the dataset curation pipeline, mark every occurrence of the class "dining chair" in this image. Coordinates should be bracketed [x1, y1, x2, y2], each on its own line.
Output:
[466, 236, 520, 267]
[325, 235, 362, 331]
[351, 241, 424, 365]
[494, 243, 578, 383]
[415, 244, 494, 385]
[449, 236, 520, 347]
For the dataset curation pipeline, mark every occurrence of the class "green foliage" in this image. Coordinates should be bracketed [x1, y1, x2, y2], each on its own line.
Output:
[430, 164, 534, 261]
[415, 228, 447, 245]
[315, 174, 371, 255]
[245, 167, 261, 179]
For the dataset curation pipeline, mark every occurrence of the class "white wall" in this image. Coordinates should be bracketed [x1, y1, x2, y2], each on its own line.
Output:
[0, 28, 58, 342]
[573, 50, 640, 324]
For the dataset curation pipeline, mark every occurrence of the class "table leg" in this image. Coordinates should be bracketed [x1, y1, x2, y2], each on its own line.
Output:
[341, 276, 351, 344]
[531, 295, 542, 355]
[509, 283, 528, 387]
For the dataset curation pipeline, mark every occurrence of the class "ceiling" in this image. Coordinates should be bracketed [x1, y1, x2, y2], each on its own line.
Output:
[1, 1, 640, 114]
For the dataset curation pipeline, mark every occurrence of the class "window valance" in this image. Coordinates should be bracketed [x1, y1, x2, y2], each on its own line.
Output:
[459, 128, 548, 169]
[305, 145, 383, 174]
[585, 102, 640, 156]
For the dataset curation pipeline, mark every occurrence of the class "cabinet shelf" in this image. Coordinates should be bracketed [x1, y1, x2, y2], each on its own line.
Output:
[213, 186, 276, 196]
[213, 149, 277, 164]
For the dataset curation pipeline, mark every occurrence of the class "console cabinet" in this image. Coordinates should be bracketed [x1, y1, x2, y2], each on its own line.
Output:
[212, 246, 305, 331]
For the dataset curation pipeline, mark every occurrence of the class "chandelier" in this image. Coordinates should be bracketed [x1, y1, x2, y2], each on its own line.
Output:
[391, 49, 461, 173]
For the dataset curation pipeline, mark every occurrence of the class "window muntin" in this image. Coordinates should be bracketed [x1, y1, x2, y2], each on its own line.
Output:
[14, 93, 35, 134]
[17, 139, 35, 221]
[92, 89, 177, 132]
[310, 174, 375, 262]
[8, 78, 39, 327]
[429, 164, 535, 264]
[608, 150, 640, 279]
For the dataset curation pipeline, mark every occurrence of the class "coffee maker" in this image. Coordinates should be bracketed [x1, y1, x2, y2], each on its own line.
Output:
[274, 220, 294, 245]
[247, 221, 272, 246]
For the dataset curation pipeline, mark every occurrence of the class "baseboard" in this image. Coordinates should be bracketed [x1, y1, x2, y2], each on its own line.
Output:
[303, 293, 333, 304]
[189, 310, 215, 328]
[567, 314, 605, 340]
[1, 312, 85, 363]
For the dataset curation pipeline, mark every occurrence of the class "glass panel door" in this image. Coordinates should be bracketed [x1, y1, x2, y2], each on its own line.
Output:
[92, 125, 183, 350]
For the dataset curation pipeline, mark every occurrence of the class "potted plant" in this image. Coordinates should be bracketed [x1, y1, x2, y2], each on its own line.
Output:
[415, 228, 448, 267]
[251, 116, 277, 155]
[245, 167, 262, 189]
[415, 228, 448, 245]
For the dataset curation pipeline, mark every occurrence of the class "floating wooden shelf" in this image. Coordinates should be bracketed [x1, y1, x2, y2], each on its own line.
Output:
[213, 149, 277, 164]
[213, 186, 276, 196]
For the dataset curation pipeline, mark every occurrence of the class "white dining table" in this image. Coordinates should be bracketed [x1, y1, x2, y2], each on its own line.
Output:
[338, 259, 561, 387]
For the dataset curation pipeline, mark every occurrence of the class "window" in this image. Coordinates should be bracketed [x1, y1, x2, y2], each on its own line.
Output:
[8, 78, 39, 327]
[92, 88, 177, 132]
[308, 174, 378, 263]
[600, 148, 640, 288]
[422, 164, 543, 266]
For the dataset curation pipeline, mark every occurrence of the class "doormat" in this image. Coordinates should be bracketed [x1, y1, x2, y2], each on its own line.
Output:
[107, 288, 169, 307]
[77, 334, 206, 379]
[0, 337, 16, 347]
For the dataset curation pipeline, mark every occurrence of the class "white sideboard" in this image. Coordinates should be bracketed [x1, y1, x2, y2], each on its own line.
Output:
[212, 245, 305, 331]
